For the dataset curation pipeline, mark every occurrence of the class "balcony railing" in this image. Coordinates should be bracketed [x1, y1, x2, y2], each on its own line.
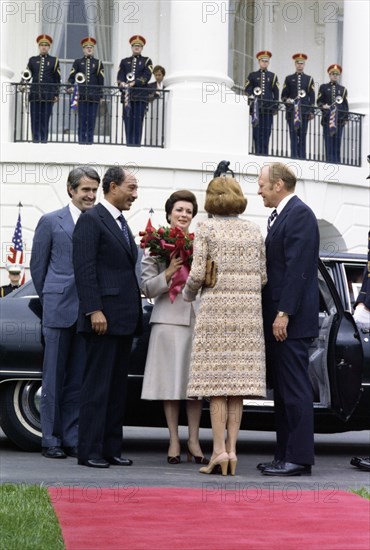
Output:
[10, 84, 364, 165]
[11, 83, 168, 147]
[247, 98, 364, 166]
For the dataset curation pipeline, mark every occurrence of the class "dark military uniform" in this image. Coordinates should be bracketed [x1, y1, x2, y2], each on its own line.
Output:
[68, 56, 104, 144]
[26, 54, 61, 142]
[245, 70, 279, 155]
[117, 54, 153, 146]
[282, 73, 315, 159]
[317, 81, 348, 164]
[0, 284, 20, 298]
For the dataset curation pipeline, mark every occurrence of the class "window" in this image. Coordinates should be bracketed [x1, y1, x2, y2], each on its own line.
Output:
[229, 0, 255, 92]
[51, 0, 113, 84]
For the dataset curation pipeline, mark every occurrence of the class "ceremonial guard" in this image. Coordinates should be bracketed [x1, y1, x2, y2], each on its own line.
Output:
[0, 265, 22, 298]
[317, 64, 349, 164]
[24, 34, 61, 143]
[281, 53, 315, 160]
[117, 35, 153, 146]
[245, 51, 279, 155]
[68, 37, 105, 145]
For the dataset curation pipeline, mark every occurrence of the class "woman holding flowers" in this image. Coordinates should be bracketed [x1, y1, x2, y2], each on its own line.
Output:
[140, 190, 208, 465]
[183, 177, 267, 476]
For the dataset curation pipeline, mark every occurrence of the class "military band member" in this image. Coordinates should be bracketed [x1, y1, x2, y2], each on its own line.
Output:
[68, 37, 105, 145]
[117, 35, 153, 146]
[0, 265, 22, 298]
[317, 64, 349, 164]
[281, 54, 315, 160]
[245, 51, 279, 155]
[25, 34, 61, 143]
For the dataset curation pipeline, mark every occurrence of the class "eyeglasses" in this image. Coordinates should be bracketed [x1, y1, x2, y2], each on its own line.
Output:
[330, 72, 340, 76]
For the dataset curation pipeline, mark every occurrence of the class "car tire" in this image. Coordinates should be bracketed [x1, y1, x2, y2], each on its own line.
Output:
[0, 380, 42, 451]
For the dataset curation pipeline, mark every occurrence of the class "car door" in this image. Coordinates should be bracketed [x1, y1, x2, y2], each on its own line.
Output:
[309, 260, 363, 421]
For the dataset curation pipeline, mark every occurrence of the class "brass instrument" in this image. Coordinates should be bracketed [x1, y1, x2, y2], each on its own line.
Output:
[20, 69, 32, 93]
[252, 86, 262, 97]
[296, 90, 306, 100]
[75, 72, 86, 84]
[126, 72, 135, 83]
[333, 95, 343, 106]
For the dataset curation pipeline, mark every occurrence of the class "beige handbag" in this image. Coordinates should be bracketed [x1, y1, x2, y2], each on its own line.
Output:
[204, 258, 217, 288]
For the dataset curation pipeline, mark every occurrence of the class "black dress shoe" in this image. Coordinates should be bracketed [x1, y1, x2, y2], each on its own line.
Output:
[64, 446, 78, 458]
[105, 456, 133, 466]
[262, 462, 312, 476]
[351, 456, 370, 471]
[350, 456, 362, 467]
[42, 446, 67, 459]
[257, 459, 282, 471]
[78, 458, 110, 468]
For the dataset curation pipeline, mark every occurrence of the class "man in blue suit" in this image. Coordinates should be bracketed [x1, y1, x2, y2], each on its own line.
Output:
[257, 162, 319, 476]
[30, 166, 100, 458]
[73, 166, 142, 468]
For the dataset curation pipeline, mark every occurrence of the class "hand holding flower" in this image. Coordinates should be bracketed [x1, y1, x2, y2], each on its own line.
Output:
[165, 255, 183, 283]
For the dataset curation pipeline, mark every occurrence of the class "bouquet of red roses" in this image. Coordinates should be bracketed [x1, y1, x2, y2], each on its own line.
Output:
[139, 218, 194, 303]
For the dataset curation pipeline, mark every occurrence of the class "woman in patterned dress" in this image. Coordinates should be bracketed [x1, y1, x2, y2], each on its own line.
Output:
[141, 190, 208, 465]
[183, 176, 267, 475]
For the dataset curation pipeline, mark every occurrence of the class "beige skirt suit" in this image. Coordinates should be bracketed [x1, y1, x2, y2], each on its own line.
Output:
[140, 254, 197, 400]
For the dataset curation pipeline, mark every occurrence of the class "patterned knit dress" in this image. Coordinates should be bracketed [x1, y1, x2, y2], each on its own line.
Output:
[183, 216, 267, 398]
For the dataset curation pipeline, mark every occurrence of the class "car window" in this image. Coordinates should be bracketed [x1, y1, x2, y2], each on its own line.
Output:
[318, 269, 336, 315]
[343, 263, 366, 312]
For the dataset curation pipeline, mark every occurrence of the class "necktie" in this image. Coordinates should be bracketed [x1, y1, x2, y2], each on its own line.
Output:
[267, 209, 278, 231]
[117, 214, 131, 246]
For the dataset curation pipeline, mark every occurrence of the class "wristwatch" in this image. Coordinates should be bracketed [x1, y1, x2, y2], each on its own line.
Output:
[277, 311, 288, 317]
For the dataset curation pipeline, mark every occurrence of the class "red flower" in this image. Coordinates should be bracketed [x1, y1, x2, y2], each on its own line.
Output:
[140, 218, 194, 302]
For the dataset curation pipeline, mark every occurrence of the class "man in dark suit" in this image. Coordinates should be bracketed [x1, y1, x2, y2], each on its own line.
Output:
[25, 34, 61, 143]
[30, 166, 100, 458]
[117, 35, 153, 146]
[68, 37, 104, 144]
[73, 166, 142, 468]
[317, 64, 349, 164]
[350, 208, 370, 471]
[146, 65, 166, 146]
[281, 53, 315, 160]
[245, 50, 279, 155]
[257, 162, 319, 476]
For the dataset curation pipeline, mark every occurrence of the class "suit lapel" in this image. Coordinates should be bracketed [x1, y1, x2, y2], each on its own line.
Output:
[97, 203, 135, 259]
[266, 196, 299, 245]
[57, 206, 75, 239]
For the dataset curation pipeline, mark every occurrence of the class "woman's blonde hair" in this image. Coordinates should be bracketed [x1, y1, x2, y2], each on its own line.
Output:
[204, 176, 247, 215]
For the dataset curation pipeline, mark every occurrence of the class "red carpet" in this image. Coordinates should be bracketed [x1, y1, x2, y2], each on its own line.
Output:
[49, 487, 370, 550]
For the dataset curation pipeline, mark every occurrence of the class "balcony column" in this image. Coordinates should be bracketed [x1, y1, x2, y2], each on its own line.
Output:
[342, 1, 369, 112]
[0, 7, 16, 143]
[165, 0, 249, 154]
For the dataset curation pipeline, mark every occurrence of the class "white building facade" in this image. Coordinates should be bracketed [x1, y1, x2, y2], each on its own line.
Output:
[0, 0, 369, 284]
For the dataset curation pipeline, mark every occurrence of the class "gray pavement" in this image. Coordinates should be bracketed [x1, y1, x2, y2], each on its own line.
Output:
[1, 427, 369, 493]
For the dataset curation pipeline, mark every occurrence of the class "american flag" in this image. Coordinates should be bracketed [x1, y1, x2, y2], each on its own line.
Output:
[7, 212, 25, 285]
[70, 83, 79, 110]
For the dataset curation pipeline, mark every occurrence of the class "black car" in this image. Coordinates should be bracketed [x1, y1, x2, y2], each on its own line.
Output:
[0, 253, 368, 451]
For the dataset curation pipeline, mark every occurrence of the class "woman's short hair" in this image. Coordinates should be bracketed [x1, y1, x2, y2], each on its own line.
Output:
[165, 190, 198, 223]
[205, 177, 247, 216]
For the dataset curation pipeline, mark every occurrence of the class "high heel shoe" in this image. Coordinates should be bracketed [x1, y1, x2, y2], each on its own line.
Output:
[167, 455, 181, 464]
[228, 452, 238, 476]
[199, 452, 229, 476]
[187, 446, 209, 465]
